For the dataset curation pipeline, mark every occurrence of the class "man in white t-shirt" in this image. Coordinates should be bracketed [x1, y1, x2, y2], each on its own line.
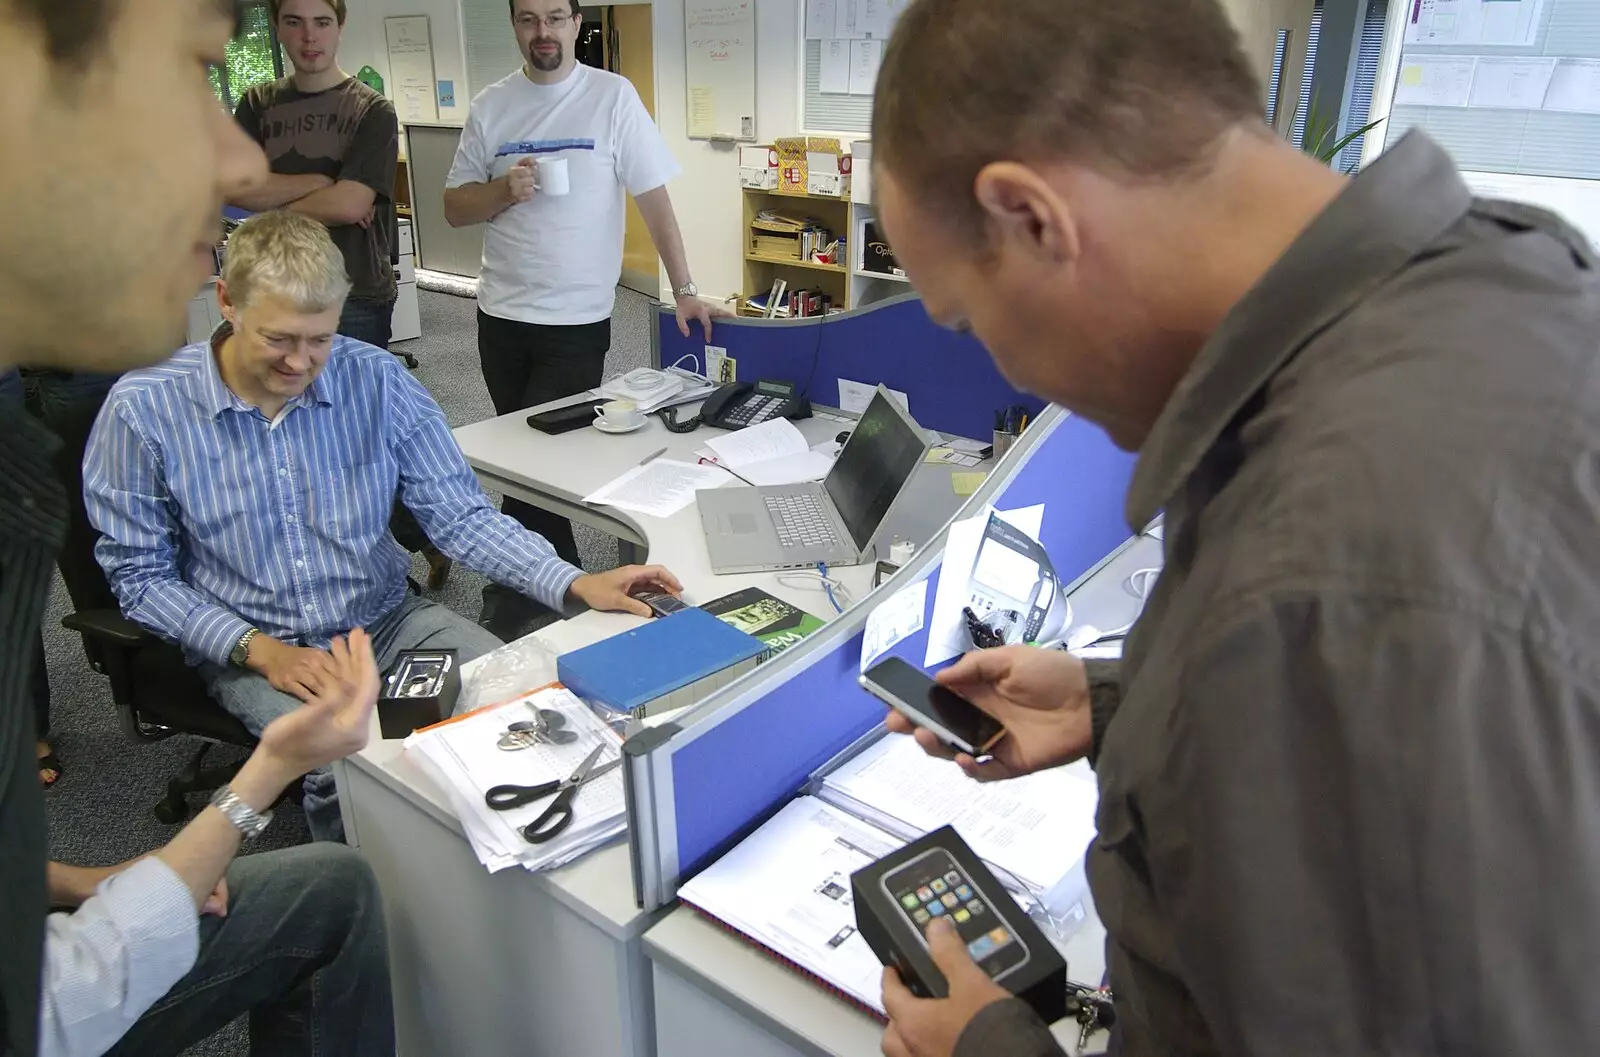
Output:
[444, 0, 726, 638]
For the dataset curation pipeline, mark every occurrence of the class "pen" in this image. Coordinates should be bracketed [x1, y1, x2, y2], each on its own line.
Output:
[638, 447, 668, 466]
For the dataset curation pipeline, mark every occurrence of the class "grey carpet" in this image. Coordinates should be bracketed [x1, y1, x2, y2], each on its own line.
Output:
[38, 285, 656, 1056]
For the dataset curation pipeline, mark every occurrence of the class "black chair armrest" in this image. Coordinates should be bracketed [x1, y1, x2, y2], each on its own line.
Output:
[61, 609, 158, 648]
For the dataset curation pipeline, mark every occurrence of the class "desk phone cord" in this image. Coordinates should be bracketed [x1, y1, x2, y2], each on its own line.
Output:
[657, 406, 703, 434]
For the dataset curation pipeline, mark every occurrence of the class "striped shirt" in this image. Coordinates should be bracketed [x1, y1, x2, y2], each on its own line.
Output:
[84, 332, 583, 666]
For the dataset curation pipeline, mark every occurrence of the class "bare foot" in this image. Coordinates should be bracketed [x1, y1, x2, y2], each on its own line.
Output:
[37, 740, 61, 788]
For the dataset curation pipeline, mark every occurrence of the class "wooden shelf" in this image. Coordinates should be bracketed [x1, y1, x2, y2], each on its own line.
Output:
[746, 252, 847, 274]
[743, 187, 852, 204]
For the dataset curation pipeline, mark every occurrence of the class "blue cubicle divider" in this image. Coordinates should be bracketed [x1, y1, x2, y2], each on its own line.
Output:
[640, 409, 1139, 899]
[655, 294, 1046, 443]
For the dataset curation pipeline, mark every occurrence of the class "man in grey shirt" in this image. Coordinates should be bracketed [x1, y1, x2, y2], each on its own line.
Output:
[869, 1, 1600, 1055]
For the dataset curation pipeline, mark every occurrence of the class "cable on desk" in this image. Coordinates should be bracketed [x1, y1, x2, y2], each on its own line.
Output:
[668, 352, 702, 376]
[776, 563, 854, 613]
[1127, 567, 1160, 600]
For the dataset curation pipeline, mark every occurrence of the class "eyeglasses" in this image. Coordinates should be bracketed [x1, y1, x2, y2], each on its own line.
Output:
[515, 12, 573, 29]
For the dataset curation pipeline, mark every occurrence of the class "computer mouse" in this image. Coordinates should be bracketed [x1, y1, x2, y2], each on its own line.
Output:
[836, 430, 852, 445]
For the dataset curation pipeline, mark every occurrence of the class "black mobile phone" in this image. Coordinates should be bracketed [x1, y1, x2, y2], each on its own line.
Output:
[631, 590, 689, 617]
[526, 399, 604, 435]
[858, 656, 1006, 757]
[880, 846, 1030, 984]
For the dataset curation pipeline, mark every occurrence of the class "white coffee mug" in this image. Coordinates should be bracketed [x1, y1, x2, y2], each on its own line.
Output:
[595, 399, 642, 429]
[535, 156, 571, 197]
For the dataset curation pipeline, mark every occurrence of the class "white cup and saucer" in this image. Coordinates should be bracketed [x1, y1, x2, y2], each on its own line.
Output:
[593, 399, 646, 434]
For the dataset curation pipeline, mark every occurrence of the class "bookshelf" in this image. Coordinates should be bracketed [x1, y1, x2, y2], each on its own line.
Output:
[741, 187, 852, 316]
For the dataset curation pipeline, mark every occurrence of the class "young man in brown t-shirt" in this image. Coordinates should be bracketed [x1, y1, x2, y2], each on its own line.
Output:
[230, 0, 450, 582]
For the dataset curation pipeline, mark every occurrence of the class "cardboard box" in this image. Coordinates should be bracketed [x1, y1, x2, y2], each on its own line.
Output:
[775, 136, 810, 195]
[739, 145, 779, 190]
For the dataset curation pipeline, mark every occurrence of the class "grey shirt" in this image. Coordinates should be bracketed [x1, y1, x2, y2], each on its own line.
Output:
[957, 132, 1600, 1056]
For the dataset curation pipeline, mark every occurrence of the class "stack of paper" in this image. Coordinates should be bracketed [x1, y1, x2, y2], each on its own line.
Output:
[677, 797, 900, 1014]
[814, 733, 1099, 898]
[594, 367, 716, 413]
[405, 687, 628, 873]
[705, 419, 835, 486]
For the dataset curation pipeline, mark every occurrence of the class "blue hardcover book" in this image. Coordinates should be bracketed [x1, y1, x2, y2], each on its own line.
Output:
[557, 607, 770, 717]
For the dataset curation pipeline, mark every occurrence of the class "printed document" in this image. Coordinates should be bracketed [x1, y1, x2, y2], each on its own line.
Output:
[677, 797, 900, 1013]
[817, 733, 1099, 895]
[582, 458, 729, 518]
[861, 578, 928, 672]
[924, 504, 1044, 666]
[705, 419, 836, 485]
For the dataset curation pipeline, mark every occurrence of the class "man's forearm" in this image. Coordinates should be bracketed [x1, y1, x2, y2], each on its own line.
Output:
[229, 172, 333, 213]
[444, 178, 514, 227]
[287, 181, 377, 227]
[634, 186, 692, 289]
[153, 750, 299, 911]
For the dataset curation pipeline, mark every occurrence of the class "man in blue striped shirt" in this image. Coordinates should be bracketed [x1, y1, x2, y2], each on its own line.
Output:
[85, 211, 681, 842]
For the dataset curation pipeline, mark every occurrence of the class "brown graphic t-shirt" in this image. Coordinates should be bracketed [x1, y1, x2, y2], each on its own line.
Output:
[235, 77, 398, 303]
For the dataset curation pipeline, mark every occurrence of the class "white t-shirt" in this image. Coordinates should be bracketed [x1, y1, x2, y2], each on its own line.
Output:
[446, 64, 680, 326]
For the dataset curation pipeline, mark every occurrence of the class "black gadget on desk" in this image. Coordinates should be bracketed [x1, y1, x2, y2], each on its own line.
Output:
[852, 827, 1067, 1021]
[526, 398, 605, 435]
[660, 379, 811, 434]
[631, 590, 690, 617]
[378, 649, 461, 739]
[859, 655, 1007, 758]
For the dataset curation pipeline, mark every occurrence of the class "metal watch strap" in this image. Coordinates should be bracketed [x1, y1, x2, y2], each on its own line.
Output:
[230, 627, 260, 668]
[210, 785, 273, 840]
[674, 281, 699, 298]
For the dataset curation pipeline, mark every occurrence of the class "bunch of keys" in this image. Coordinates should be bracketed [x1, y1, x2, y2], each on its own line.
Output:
[496, 708, 579, 751]
[1065, 983, 1115, 1055]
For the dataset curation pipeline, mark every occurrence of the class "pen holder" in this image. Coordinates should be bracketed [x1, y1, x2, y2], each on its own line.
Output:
[992, 429, 1021, 460]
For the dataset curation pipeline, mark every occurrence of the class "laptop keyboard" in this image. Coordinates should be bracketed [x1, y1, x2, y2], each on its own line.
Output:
[765, 494, 841, 549]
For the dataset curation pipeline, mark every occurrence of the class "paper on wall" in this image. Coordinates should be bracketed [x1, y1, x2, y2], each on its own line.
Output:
[689, 86, 716, 138]
[1394, 55, 1476, 107]
[832, 0, 861, 39]
[1405, 0, 1544, 47]
[837, 378, 909, 416]
[1544, 57, 1600, 113]
[924, 504, 1044, 667]
[861, 579, 928, 672]
[857, 0, 895, 38]
[849, 39, 883, 96]
[805, 0, 836, 39]
[820, 39, 851, 94]
[1467, 56, 1556, 109]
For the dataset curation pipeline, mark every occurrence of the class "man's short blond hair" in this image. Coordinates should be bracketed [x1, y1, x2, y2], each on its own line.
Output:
[222, 211, 352, 314]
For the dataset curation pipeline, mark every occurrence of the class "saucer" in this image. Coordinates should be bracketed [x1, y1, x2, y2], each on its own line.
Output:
[594, 417, 647, 435]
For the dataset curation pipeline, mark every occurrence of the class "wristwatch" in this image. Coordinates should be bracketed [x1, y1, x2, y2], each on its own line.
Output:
[674, 281, 699, 299]
[209, 785, 274, 840]
[229, 627, 260, 668]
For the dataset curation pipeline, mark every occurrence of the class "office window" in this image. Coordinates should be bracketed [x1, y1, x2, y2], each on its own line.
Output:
[211, 1, 284, 110]
[1290, 0, 1325, 148]
[1266, 29, 1292, 128]
[1338, 0, 1389, 170]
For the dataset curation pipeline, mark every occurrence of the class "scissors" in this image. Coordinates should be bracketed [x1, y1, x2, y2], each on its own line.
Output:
[483, 745, 622, 844]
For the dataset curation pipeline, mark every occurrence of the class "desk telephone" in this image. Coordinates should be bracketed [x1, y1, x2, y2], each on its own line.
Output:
[661, 379, 812, 434]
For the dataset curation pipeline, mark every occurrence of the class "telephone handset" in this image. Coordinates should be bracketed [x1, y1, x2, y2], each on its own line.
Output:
[660, 379, 812, 433]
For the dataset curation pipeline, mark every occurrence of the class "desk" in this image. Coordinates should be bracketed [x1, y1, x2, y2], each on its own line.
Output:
[641, 533, 1164, 1057]
[334, 400, 989, 1057]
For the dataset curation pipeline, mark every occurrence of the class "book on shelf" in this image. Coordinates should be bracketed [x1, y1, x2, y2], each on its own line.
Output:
[674, 735, 1101, 1016]
[700, 588, 825, 655]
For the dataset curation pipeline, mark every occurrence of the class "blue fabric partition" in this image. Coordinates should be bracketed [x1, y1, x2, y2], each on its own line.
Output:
[664, 411, 1138, 883]
[656, 296, 1047, 443]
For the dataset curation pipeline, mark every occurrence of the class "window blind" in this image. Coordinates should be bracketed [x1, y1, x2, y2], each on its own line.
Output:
[1291, 0, 1326, 147]
[1339, 0, 1390, 169]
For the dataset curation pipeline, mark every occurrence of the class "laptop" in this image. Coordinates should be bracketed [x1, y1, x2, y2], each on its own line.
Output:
[698, 387, 932, 574]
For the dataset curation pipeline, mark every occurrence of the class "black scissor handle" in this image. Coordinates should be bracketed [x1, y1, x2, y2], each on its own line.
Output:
[522, 793, 576, 844]
[484, 779, 558, 811]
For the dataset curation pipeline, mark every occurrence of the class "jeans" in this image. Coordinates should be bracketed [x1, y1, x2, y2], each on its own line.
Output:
[104, 843, 394, 1057]
[201, 594, 504, 841]
[337, 296, 396, 351]
[476, 310, 611, 630]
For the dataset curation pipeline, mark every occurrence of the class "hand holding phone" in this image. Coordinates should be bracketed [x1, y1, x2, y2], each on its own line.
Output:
[859, 656, 1007, 758]
[882, 647, 1095, 782]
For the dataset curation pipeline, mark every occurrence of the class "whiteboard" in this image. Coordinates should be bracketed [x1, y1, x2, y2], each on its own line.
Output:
[684, 0, 757, 140]
[384, 16, 439, 125]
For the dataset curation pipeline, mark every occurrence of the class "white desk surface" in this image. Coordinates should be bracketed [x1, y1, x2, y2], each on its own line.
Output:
[640, 532, 1166, 1053]
[344, 400, 989, 940]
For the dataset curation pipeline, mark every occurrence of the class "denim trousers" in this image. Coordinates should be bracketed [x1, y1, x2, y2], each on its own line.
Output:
[201, 593, 504, 841]
[104, 843, 394, 1057]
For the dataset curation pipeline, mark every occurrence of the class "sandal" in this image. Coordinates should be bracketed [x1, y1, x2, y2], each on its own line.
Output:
[38, 751, 63, 788]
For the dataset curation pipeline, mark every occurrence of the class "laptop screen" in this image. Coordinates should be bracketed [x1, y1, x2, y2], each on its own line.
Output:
[825, 390, 928, 553]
